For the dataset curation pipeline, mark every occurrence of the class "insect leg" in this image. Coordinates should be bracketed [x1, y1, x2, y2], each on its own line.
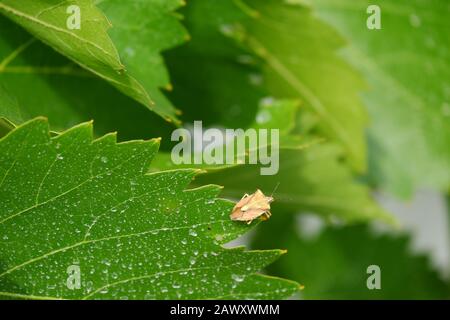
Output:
[263, 211, 272, 219]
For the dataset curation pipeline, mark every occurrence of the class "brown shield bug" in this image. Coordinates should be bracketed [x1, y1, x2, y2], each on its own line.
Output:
[230, 189, 275, 224]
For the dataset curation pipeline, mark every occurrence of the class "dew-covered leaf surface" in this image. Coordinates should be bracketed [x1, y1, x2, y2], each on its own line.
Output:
[0, 118, 299, 299]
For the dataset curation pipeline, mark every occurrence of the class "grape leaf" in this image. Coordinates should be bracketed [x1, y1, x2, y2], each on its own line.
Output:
[307, 0, 450, 196]
[0, 19, 175, 143]
[94, 0, 188, 123]
[0, 0, 153, 110]
[252, 216, 450, 299]
[0, 118, 299, 299]
[0, 84, 21, 125]
[232, 0, 368, 172]
[0, 0, 187, 128]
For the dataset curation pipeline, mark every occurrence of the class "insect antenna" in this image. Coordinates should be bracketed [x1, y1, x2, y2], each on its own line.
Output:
[270, 182, 280, 198]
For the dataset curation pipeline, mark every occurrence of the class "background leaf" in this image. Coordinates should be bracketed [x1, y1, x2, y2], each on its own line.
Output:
[0, 84, 20, 125]
[0, 0, 153, 110]
[235, 0, 368, 172]
[252, 215, 450, 299]
[307, 0, 450, 196]
[0, 0, 188, 133]
[165, 0, 266, 129]
[94, 0, 189, 123]
[0, 118, 299, 299]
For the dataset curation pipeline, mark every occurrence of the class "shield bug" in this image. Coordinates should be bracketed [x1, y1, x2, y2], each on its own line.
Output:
[230, 189, 275, 224]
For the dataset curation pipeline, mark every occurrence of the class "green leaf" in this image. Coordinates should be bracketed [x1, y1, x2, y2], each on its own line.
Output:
[232, 0, 368, 172]
[0, 84, 21, 125]
[252, 217, 450, 299]
[307, 0, 450, 196]
[0, 118, 299, 299]
[0, 18, 174, 142]
[0, 0, 153, 110]
[95, 0, 189, 123]
[0, 0, 188, 128]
